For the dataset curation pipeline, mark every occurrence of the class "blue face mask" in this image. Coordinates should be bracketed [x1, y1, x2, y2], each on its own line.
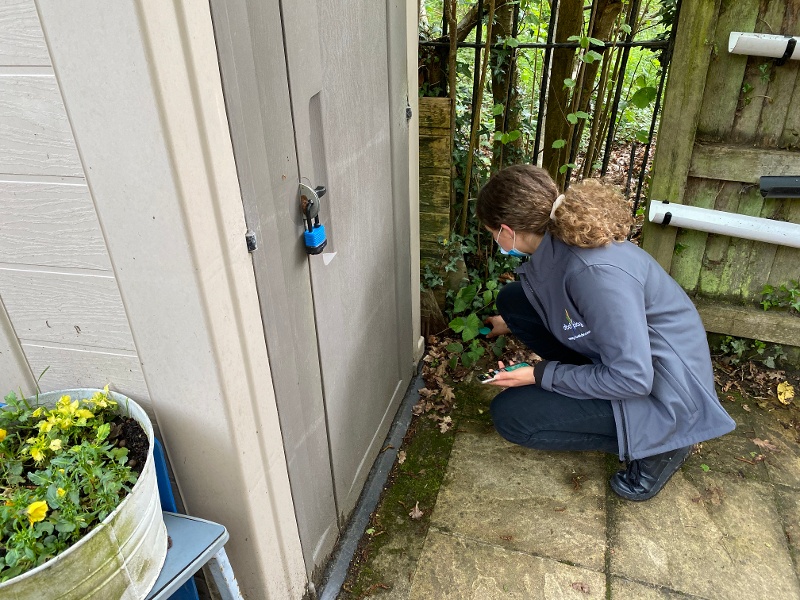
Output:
[495, 228, 530, 258]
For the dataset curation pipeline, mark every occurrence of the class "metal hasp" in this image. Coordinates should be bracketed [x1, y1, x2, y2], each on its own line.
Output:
[759, 176, 800, 198]
[245, 230, 257, 252]
[300, 182, 328, 254]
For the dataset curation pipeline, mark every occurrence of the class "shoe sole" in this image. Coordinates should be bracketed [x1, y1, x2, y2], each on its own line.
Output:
[610, 446, 692, 502]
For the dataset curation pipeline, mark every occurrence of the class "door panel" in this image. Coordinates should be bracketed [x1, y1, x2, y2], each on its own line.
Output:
[212, 0, 413, 574]
[282, 0, 409, 517]
[209, 0, 338, 574]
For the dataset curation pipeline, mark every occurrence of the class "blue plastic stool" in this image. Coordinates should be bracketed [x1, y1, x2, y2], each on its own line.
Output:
[154, 438, 201, 600]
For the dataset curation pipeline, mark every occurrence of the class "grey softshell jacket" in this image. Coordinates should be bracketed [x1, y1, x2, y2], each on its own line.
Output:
[517, 232, 736, 461]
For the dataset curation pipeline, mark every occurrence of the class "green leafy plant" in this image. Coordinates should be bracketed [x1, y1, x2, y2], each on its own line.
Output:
[448, 279, 506, 368]
[0, 388, 140, 582]
[760, 280, 800, 314]
[715, 335, 787, 368]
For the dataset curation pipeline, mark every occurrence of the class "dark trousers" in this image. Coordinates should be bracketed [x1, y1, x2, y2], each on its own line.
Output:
[490, 282, 619, 455]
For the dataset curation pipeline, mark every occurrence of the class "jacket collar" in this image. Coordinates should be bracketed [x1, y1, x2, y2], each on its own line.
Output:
[515, 230, 557, 283]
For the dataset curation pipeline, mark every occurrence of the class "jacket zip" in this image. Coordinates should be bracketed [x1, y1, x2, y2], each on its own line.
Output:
[617, 399, 631, 462]
[522, 272, 632, 462]
[520, 274, 548, 324]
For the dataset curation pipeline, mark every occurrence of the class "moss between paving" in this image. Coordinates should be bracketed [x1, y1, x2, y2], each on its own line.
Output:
[338, 382, 495, 599]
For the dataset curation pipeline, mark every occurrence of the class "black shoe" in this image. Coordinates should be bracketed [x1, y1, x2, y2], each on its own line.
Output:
[610, 446, 692, 502]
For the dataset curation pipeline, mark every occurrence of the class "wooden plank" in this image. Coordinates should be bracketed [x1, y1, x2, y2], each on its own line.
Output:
[730, 0, 789, 143]
[22, 342, 152, 416]
[696, 0, 759, 140]
[419, 174, 450, 212]
[0, 181, 111, 270]
[418, 97, 451, 131]
[766, 198, 800, 288]
[641, 0, 723, 270]
[697, 181, 743, 296]
[689, 142, 800, 183]
[777, 0, 800, 149]
[694, 298, 800, 347]
[0, 75, 82, 177]
[0, 0, 50, 66]
[715, 185, 764, 300]
[419, 134, 452, 170]
[0, 268, 135, 351]
[755, 1, 800, 147]
[669, 178, 724, 292]
[779, 56, 800, 149]
[420, 212, 450, 240]
[736, 196, 783, 301]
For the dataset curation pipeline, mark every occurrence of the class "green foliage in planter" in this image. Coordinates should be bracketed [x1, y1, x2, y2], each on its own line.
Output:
[0, 388, 139, 582]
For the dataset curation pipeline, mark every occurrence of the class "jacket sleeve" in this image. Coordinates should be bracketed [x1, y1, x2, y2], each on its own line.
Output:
[537, 264, 654, 400]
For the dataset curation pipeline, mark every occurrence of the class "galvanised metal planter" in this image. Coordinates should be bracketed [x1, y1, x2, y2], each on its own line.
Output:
[0, 389, 167, 600]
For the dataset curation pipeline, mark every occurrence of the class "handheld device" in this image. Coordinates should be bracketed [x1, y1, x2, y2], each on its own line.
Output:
[477, 362, 530, 383]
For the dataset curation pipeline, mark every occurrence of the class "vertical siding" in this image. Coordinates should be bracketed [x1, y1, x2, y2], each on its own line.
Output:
[0, 0, 151, 411]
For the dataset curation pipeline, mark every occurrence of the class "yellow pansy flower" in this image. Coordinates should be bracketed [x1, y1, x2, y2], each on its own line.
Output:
[30, 447, 44, 462]
[49, 439, 63, 451]
[32, 408, 43, 417]
[27, 501, 48, 525]
[75, 409, 94, 420]
[0, 428, 6, 443]
[57, 488, 66, 498]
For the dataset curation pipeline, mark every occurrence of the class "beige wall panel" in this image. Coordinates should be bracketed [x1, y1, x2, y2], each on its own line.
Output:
[0, 0, 50, 66]
[0, 297, 36, 396]
[0, 268, 135, 350]
[0, 180, 111, 270]
[0, 75, 82, 177]
[21, 342, 151, 412]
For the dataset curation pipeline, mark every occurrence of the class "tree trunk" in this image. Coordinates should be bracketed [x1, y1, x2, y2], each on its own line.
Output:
[490, 1, 521, 170]
[581, 0, 624, 178]
[459, 0, 496, 236]
[541, 0, 583, 182]
[566, 0, 623, 182]
[447, 0, 458, 225]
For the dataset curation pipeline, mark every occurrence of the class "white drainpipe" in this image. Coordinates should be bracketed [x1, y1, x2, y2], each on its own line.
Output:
[648, 200, 800, 249]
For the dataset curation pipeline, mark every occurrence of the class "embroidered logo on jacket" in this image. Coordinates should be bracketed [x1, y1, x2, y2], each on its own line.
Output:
[563, 309, 591, 341]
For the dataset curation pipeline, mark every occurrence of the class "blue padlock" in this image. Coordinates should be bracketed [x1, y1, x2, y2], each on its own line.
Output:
[300, 183, 327, 255]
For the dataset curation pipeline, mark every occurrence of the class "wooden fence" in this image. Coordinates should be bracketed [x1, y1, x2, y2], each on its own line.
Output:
[642, 0, 800, 347]
[419, 97, 451, 270]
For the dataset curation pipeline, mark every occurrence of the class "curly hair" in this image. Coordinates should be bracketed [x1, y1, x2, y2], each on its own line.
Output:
[475, 164, 633, 248]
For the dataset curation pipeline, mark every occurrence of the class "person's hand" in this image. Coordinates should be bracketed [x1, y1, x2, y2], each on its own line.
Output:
[484, 315, 511, 339]
[486, 361, 536, 387]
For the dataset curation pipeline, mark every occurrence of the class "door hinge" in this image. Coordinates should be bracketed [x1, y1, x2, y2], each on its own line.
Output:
[245, 230, 258, 253]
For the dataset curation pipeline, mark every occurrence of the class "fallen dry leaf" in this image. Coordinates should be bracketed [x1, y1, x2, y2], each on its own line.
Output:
[752, 438, 780, 452]
[397, 450, 406, 465]
[742, 404, 751, 412]
[441, 384, 455, 403]
[571, 582, 590, 593]
[778, 381, 795, 405]
[409, 502, 423, 520]
[439, 416, 453, 433]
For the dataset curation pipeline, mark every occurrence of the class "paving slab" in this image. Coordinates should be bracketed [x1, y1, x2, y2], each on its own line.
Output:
[610, 576, 705, 599]
[430, 431, 608, 571]
[610, 469, 800, 600]
[408, 530, 606, 600]
[683, 405, 769, 482]
[748, 407, 800, 489]
[775, 486, 800, 581]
